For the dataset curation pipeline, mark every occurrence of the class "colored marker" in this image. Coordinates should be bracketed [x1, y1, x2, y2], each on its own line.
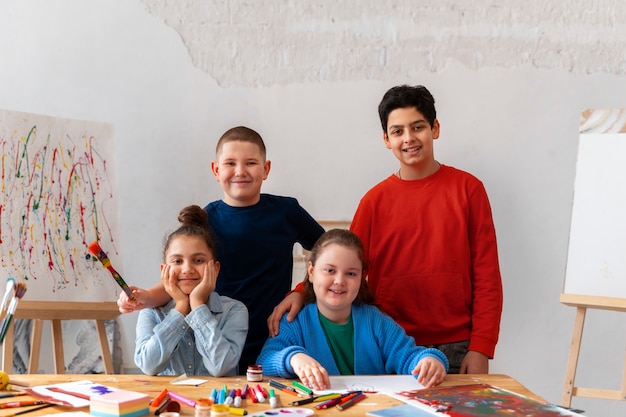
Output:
[167, 391, 196, 408]
[151, 388, 169, 409]
[247, 386, 258, 404]
[268, 389, 277, 408]
[233, 389, 242, 407]
[228, 407, 248, 416]
[291, 381, 313, 396]
[224, 388, 236, 406]
[253, 386, 265, 403]
[218, 388, 226, 404]
[255, 384, 267, 399]
[268, 379, 297, 393]
[241, 384, 249, 400]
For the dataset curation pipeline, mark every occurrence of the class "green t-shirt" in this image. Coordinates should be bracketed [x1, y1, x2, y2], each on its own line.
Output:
[318, 311, 355, 375]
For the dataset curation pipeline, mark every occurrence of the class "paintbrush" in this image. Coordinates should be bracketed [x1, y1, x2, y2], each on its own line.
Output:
[3, 403, 53, 416]
[0, 278, 15, 322]
[0, 401, 47, 409]
[88, 241, 136, 301]
[0, 283, 27, 344]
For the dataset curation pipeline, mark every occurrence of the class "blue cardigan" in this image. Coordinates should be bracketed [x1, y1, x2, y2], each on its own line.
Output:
[258, 303, 448, 377]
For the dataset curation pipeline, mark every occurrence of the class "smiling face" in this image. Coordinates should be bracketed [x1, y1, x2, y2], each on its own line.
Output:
[164, 235, 216, 295]
[307, 243, 363, 323]
[211, 140, 271, 207]
[383, 106, 440, 179]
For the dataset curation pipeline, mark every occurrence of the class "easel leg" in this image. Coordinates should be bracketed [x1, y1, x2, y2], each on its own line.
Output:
[562, 306, 586, 407]
[50, 319, 65, 374]
[621, 343, 626, 400]
[1, 321, 15, 373]
[95, 320, 114, 374]
[28, 319, 43, 374]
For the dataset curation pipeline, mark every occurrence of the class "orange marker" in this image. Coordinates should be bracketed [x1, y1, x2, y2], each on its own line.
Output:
[151, 388, 169, 408]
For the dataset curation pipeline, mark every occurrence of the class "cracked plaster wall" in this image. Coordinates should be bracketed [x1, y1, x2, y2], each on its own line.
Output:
[140, 0, 626, 86]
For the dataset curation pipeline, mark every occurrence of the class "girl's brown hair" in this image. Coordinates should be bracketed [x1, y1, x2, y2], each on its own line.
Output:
[163, 205, 215, 260]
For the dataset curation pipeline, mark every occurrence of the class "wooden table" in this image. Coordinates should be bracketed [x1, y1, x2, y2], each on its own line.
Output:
[5, 374, 545, 416]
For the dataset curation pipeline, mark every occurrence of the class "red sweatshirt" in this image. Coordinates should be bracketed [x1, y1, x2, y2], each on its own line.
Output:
[350, 166, 502, 358]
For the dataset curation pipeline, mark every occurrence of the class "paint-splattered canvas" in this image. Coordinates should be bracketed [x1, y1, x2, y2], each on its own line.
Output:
[0, 109, 121, 302]
[394, 384, 584, 417]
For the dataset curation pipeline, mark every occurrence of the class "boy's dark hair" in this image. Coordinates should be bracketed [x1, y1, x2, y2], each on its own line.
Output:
[302, 229, 375, 306]
[216, 126, 267, 159]
[378, 85, 437, 132]
[163, 205, 216, 260]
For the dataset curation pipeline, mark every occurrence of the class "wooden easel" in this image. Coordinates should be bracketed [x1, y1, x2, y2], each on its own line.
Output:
[560, 293, 626, 406]
[1, 301, 120, 374]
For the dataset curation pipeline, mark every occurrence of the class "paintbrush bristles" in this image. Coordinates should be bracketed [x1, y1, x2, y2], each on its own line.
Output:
[0, 283, 27, 344]
[88, 242, 112, 268]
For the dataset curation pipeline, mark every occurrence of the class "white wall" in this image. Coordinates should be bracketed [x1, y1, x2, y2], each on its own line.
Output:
[2, 1, 626, 415]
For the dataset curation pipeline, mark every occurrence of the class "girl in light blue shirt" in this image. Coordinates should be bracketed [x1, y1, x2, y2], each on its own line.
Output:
[135, 205, 248, 376]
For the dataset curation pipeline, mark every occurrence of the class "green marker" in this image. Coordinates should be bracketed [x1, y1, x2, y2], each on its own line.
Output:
[291, 380, 313, 395]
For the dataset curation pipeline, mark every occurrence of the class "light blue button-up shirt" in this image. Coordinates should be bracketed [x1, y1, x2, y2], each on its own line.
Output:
[134, 292, 248, 376]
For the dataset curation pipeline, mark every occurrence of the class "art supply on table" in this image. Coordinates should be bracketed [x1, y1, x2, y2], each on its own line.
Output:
[247, 386, 258, 404]
[150, 388, 169, 409]
[167, 391, 196, 408]
[209, 404, 229, 417]
[0, 282, 27, 344]
[233, 389, 242, 407]
[0, 371, 10, 390]
[268, 389, 277, 408]
[246, 365, 263, 382]
[366, 403, 448, 416]
[268, 380, 299, 397]
[0, 392, 27, 399]
[290, 396, 319, 406]
[247, 408, 313, 417]
[290, 381, 313, 396]
[3, 403, 54, 417]
[228, 407, 247, 416]
[224, 388, 236, 406]
[194, 403, 211, 417]
[155, 398, 180, 416]
[336, 393, 366, 411]
[89, 389, 150, 417]
[0, 400, 46, 409]
[88, 241, 136, 301]
[217, 387, 226, 405]
[394, 383, 586, 417]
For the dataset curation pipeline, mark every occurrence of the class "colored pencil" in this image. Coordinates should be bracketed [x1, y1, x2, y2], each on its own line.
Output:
[336, 393, 366, 411]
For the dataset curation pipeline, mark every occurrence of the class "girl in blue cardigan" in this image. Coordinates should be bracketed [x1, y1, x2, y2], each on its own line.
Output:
[257, 229, 448, 390]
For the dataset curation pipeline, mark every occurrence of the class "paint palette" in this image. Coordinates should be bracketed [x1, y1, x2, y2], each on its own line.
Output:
[248, 408, 314, 417]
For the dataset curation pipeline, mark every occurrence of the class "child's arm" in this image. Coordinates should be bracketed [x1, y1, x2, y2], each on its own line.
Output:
[411, 357, 446, 388]
[267, 285, 304, 337]
[289, 353, 331, 391]
[459, 350, 489, 374]
[117, 282, 172, 313]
